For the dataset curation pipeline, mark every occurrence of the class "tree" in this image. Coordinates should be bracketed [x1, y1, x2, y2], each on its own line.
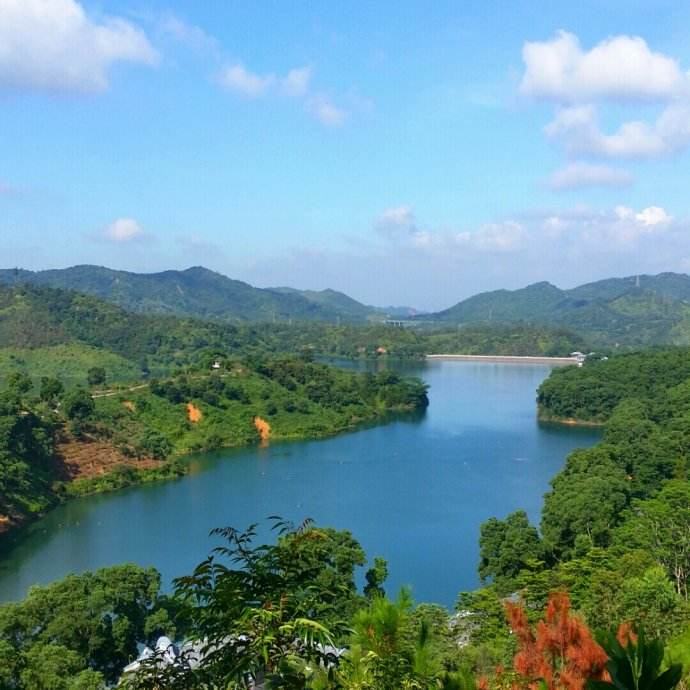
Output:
[364, 557, 389, 599]
[39, 377, 64, 407]
[541, 448, 630, 559]
[0, 565, 169, 687]
[479, 510, 543, 586]
[62, 388, 95, 421]
[131, 519, 363, 687]
[506, 592, 608, 690]
[7, 372, 33, 396]
[618, 567, 685, 640]
[613, 481, 690, 600]
[87, 367, 106, 387]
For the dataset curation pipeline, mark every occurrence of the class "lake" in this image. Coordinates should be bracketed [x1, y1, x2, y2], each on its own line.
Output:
[0, 361, 600, 607]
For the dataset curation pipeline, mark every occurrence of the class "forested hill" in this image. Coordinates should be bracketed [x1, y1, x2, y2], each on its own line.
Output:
[0, 265, 385, 324]
[0, 283, 590, 390]
[420, 272, 690, 348]
[0, 282, 270, 378]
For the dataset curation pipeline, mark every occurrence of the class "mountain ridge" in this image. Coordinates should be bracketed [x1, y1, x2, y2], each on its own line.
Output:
[0, 265, 394, 324]
[420, 272, 690, 347]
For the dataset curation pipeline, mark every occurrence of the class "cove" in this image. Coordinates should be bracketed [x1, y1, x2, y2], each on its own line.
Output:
[0, 361, 600, 608]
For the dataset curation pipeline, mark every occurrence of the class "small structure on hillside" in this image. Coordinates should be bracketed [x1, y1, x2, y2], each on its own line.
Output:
[570, 351, 586, 365]
[212, 360, 221, 370]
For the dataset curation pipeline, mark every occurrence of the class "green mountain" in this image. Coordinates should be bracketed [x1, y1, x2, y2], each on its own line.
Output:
[422, 272, 690, 348]
[0, 283, 281, 385]
[0, 266, 376, 324]
[270, 286, 375, 321]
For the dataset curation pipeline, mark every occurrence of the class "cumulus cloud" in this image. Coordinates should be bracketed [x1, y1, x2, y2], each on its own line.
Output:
[548, 162, 634, 189]
[375, 204, 677, 257]
[102, 218, 147, 243]
[520, 31, 690, 172]
[159, 16, 218, 54]
[239, 204, 688, 310]
[218, 64, 276, 98]
[520, 30, 686, 103]
[282, 67, 312, 97]
[546, 104, 690, 158]
[218, 61, 348, 126]
[456, 221, 527, 252]
[375, 205, 418, 237]
[0, 0, 159, 94]
[615, 205, 672, 226]
[305, 94, 348, 126]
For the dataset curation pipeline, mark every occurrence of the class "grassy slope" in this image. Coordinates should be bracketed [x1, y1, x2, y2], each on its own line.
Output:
[0, 344, 142, 388]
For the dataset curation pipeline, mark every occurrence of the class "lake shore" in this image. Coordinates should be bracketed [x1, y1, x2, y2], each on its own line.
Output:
[426, 354, 579, 366]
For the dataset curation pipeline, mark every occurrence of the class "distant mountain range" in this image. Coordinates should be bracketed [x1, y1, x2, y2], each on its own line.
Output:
[420, 272, 690, 347]
[4, 265, 690, 347]
[0, 266, 418, 325]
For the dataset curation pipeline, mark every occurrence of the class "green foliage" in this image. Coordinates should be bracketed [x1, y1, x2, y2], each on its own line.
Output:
[541, 447, 630, 558]
[0, 564, 171, 687]
[39, 376, 64, 406]
[0, 344, 142, 389]
[537, 349, 690, 423]
[588, 628, 683, 690]
[612, 481, 690, 601]
[62, 388, 95, 420]
[0, 265, 386, 324]
[86, 366, 106, 387]
[423, 272, 690, 349]
[364, 557, 389, 599]
[0, 390, 55, 520]
[478, 510, 543, 588]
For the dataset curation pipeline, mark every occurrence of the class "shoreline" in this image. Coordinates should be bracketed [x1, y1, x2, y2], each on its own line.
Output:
[426, 354, 579, 366]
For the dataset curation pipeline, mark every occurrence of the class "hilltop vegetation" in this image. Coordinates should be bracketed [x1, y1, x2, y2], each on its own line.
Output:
[537, 348, 690, 423]
[7, 265, 690, 350]
[0, 266, 387, 324]
[0, 355, 428, 532]
[0, 283, 589, 393]
[422, 272, 690, 348]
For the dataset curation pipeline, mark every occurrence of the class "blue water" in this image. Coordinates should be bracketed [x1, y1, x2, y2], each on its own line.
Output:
[0, 361, 600, 607]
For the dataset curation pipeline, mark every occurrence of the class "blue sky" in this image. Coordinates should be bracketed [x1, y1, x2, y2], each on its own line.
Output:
[2, 0, 690, 309]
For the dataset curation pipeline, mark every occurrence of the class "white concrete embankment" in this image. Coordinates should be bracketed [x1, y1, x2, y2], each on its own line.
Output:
[425, 354, 579, 366]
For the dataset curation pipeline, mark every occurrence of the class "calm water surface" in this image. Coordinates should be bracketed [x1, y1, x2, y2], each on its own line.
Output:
[0, 361, 600, 607]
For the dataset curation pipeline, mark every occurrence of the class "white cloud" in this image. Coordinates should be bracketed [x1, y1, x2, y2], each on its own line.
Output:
[521, 31, 690, 165]
[0, 0, 159, 94]
[375, 204, 676, 258]
[375, 205, 418, 236]
[548, 162, 633, 189]
[238, 204, 688, 310]
[615, 205, 672, 226]
[282, 67, 312, 97]
[546, 104, 690, 158]
[218, 64, 276, 98]
[103, 218, 146, 243]
[159, 16, 218, 54]
[218, 62, 347, 125]
[305, 94, 348, 126]
[456, 221, 527, 252]
[521, 30, 686, 103]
